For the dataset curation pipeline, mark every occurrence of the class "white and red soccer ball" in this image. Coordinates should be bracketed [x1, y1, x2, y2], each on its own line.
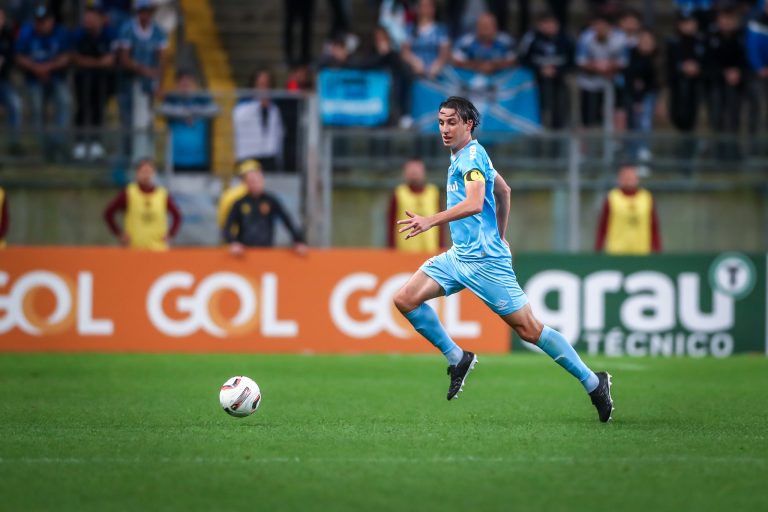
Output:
[219, 376, 262, 417]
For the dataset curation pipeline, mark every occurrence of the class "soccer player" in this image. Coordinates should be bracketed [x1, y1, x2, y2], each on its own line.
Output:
[394, 96, 614, 422]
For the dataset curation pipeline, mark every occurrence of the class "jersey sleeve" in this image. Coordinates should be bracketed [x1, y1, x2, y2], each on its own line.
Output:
[457, 144, 489, 181]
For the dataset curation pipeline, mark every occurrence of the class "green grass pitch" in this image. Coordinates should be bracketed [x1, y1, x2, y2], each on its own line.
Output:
[1, 353, 766, 512]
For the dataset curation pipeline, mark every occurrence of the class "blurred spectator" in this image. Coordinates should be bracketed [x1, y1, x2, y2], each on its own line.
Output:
[0, 8, 22, 155]
[674, 0, 715, 33]
[157, 70, 220, 171]
[575, 15, 627, 128]
[284, 0, 314, 67]
[104, 158, 182, 251]
[318, 34, 352, 68]
[707, 7, 748, 157]
[224, 166, 305, 255]
[387, 158, 441, 252]
[71, 4, 116, 161]
[401, 0, 451, 80]
[102, 0, 132, 32]
[379, 0, 414, 50]
[117, 0, 168, 161]
[286, 65, 314, 91]
[233, 70, 284, 171]
[624, 30, 659, 161]
[362, 26, 410, 122]
[217, 159, 258, 237]
[452, 12, 517, 74]
[547, 0, 572, 31]
[519, 11, 574, 130]
[0, 186, 8, 248]
[746, 0, 768, 133]
[666, 12, 707, 134]
[15, 4, 71, 160]
[618, 8, 642, 49]
[595, 164, 661, 255]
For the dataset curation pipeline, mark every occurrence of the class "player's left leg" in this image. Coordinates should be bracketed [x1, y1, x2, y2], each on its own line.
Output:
[501, 305, 613, 422]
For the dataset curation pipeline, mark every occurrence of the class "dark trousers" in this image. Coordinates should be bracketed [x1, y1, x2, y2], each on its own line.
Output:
[710, 80, 743, 159]
[538, 77, 568, 129]
[284, 0, 314, 66]
[327, 0, 350, 37]
[669, 78, 700, 132]
[74, 69, 110, 142]
[580, 89, 604, 127]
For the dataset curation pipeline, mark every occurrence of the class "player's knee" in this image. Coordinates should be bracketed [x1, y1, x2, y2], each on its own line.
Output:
[393, 289, 417, 314]
[516, 322, 543, 344]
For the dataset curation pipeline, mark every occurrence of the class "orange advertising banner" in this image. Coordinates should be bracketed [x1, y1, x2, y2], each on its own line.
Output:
[0, 248, 510, 353]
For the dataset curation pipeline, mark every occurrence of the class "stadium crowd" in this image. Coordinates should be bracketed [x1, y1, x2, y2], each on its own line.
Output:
[2, 0, 768, 165]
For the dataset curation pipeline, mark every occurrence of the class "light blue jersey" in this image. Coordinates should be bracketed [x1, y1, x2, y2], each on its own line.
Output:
[446, 139, 509, 260]
[419, 138, 528, 316]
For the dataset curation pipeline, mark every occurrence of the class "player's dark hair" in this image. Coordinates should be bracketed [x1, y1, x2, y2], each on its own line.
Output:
[439, 96, 481, 133]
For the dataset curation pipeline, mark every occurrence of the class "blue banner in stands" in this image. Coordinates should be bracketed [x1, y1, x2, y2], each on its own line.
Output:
[411, 67, 541, 134]
[318, 70, 391, 126]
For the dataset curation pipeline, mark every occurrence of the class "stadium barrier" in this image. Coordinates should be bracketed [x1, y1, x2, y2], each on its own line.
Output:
[0, 248, 764, 356]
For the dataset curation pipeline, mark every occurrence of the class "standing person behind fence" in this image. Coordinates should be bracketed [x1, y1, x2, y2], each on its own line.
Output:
[388, 158, 442, 253]
[117, 0, 168, 161]
[575, 15, 627, 129]
[666, 12, 706, 137]
[0, 186, 8, 248]
[707, 7, 748, 159]
[595, 164, 661, 255]
[624, 30, 659, 161]
[15, 5, 71, 160]
[104, 158, 182, 250]
[223, 167, 305, 255]
[452, 12, 517, 75]
[233, 70, 284, 172]
[72, 4, 116, 161]
[401, 0, 451, 80]
[519, 12, 574, 131]
[157, 70, 220, 171]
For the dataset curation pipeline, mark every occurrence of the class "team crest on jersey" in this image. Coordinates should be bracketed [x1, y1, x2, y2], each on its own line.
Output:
[241, 203, 252, 215]
[260, 201, 271, 215]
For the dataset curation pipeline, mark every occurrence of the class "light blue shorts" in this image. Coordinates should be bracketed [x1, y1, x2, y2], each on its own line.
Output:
[419, 250, 529, 316]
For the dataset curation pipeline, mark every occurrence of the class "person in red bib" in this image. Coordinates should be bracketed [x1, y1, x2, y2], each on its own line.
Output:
[595, 164, 661, 255]
[104, 158, 182, 250]
[387, 158, 442, 253]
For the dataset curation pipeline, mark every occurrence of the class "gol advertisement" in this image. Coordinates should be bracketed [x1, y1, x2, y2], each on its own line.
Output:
[0, 248, 510, 353]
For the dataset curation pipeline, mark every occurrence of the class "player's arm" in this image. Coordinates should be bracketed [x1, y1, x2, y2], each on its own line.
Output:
[398, 171, 485, 240]
[493, 173, 511, 242]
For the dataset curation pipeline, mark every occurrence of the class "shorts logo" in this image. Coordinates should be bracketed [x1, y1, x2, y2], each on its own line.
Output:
[495, 299, 508, 309]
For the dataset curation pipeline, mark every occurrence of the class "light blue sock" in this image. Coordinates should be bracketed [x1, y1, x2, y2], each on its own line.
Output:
[537, 325, 599, 393]
[405, 303, 464, 365]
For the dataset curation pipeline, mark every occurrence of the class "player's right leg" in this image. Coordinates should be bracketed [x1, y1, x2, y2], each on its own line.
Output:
[393, 258, 477, 400]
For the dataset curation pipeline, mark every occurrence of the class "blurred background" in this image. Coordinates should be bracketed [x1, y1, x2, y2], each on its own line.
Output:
[0, 0, 765, 253]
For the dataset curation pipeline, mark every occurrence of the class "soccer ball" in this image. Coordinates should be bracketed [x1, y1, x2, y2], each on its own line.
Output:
[219, 376, 262, 417]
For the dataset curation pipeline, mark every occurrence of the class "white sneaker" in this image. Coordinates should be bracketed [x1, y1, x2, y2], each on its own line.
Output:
[638, 148, 653, 162]
[72, 143, 87, 160]
[398, 115, 414, 129]
[89, 142, 106, 160]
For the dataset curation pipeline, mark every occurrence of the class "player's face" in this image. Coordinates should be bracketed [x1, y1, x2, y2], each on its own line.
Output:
[438, 108, 473, 149]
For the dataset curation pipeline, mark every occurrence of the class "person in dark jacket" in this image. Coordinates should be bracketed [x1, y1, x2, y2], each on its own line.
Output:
[0, 8, 21, 154]
[624, 29, 659, 160]
[519, 12, 574, 131]
[224, 167, 306, 255]
[666, 12, 707, 133]
[707, 7, 748, 158]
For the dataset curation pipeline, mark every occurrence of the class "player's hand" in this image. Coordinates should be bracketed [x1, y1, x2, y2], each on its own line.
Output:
[119, 233, 130, 246]
[397, 211, 433, 239]
[293, 243, 308, 256]
[229, 242, 245, 256]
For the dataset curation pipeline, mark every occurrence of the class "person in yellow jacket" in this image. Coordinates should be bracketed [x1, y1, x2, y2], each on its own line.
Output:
[388, 158, 442, 252]
[0, 186, 8, 248]
[595, 164, 661, 255]
[103, 159, 182, 250]
[217, 159, 260, 239]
